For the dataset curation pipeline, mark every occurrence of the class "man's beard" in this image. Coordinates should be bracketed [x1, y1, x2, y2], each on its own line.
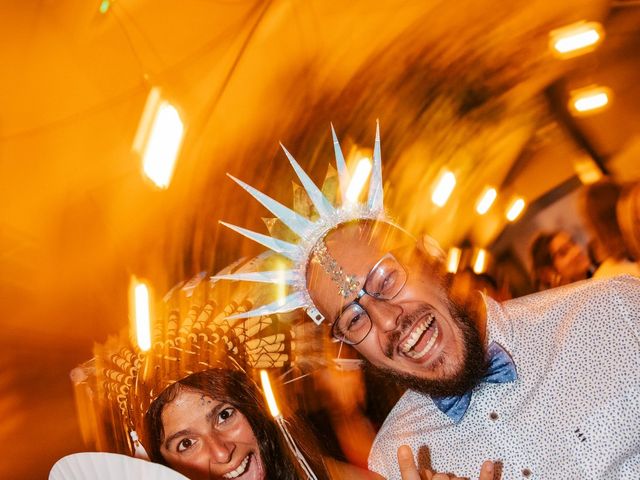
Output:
[362, 299, 486, 397]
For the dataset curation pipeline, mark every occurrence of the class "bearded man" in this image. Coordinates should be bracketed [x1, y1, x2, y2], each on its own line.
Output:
[217, 125, 640, 479]
[305, 220, 640, 479]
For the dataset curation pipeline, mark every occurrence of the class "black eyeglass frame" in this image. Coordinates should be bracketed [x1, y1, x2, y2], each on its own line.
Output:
[330, 252, 408, 345]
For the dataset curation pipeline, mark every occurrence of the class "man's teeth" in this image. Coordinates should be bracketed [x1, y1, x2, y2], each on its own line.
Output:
[400, 314, 438, 359]
[223, 454, 250, 479]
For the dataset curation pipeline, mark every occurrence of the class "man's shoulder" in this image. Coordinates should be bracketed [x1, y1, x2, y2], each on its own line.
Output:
[369, 390, 438, 477]
[372, 390, 441, 449]
[498, 275, 639, 317]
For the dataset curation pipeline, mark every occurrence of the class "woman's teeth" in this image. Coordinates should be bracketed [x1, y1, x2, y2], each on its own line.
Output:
[223, 454, 250, 479]
[400, 314, 438, 359]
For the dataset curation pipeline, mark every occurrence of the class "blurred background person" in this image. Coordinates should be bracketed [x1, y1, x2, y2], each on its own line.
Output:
[617, 180, 640, 267]
[582, 179, 640, 279]
[529, 230, 595, 290]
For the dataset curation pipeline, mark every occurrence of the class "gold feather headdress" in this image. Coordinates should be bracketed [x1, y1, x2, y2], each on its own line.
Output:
[71, 260, 312, 458]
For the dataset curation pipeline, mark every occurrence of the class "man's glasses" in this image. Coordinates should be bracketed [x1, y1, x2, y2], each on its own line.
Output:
[331, 253, 408, 345]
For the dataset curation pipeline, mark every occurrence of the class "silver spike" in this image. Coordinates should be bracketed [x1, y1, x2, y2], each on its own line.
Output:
[280, 143, 335, 217]
[219, 221, 301, 260]
[368, 120, 384, 211]
[330, 123, 350, 202]
[212, 269, 297, 285]
[228, 174, 313, 237]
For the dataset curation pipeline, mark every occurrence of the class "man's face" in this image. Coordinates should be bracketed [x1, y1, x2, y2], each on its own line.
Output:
[306, 221, 485, 396]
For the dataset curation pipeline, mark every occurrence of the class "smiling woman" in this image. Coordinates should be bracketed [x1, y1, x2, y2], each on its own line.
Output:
[145, 369, 303, 480]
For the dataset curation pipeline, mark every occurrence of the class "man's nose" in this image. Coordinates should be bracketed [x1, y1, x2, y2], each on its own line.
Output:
[207, 435, 234, 464]
[362, 295, 403, 332]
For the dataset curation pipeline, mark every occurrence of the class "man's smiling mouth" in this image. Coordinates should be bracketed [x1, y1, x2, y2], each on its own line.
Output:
[399, 312, 439, 360]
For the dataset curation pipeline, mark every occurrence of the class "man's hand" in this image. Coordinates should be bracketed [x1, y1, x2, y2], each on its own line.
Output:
[397, 445, 495, 480]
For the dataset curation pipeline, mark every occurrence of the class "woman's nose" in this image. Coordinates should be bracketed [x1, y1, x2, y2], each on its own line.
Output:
[207, 435, 234, 464]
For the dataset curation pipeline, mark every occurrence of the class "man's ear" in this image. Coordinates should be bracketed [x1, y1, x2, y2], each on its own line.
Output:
[417, 235, 446, 262]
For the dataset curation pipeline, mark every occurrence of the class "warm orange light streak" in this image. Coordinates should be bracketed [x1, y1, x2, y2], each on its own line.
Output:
[130, 278, 152, 352]
[260, 370, 280, 418]
[475, 187, 497, 215]
[473, 249, 487, 274]
[134, 88, 184, 189]
[431, 171, 456, 207]
[345, 158, 372, 203]
[550, 21, 603, 57]
[506, 198, 526, 222]
[446, 247, 462, 273]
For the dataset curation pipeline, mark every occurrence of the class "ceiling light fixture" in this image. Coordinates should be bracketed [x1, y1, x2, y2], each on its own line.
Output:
[133, 87, 185, 189]
[550, 21, 603, 58]
[569, 85, 611, 115]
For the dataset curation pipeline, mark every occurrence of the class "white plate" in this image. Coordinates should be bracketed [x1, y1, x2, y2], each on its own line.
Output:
[49, 452, 189, 480]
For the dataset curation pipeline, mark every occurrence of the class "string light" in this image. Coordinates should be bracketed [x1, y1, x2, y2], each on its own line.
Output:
[130, 278, 152, 352]
[432, 171, 456, 207]
[476, 187, 497, 215]
[446, 247, 462, 273]
[473, 249, 487, 274]
[259, 370, 317, 479]
[506, 198, 526, 222]
[345, 158, 372, 203]
[260, 370, 280, 418]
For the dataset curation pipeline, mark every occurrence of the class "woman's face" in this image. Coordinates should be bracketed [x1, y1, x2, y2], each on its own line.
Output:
[549, 232, 591, 282]
[159, 389, 265, 480]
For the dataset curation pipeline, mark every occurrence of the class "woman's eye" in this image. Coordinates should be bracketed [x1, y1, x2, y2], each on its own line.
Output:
[177, 438, 195, 453]
[218, 407, 235, 423]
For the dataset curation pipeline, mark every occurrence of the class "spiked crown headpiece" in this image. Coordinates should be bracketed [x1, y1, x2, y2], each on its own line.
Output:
[215, 123, 388, 325]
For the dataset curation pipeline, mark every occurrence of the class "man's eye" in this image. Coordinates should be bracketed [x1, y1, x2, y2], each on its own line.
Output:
[373, 271, 396, 296]
[348, 313, 364, 330]
[218, 407, 235, 423]
[177, 438, 195, 453]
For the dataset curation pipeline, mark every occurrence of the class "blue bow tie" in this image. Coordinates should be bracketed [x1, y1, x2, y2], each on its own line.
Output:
[431, 341, 517, 423]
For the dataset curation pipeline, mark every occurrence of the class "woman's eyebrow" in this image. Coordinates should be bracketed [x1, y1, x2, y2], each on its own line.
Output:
[164, 429, 192, 450]
[205, 402, 225, 422]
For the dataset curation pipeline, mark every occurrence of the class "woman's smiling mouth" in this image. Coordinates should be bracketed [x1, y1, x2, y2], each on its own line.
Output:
[222, 454, 251, 479]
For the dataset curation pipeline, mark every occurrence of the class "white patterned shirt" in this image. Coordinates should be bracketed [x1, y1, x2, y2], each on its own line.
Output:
[369, 275, 640, 479]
